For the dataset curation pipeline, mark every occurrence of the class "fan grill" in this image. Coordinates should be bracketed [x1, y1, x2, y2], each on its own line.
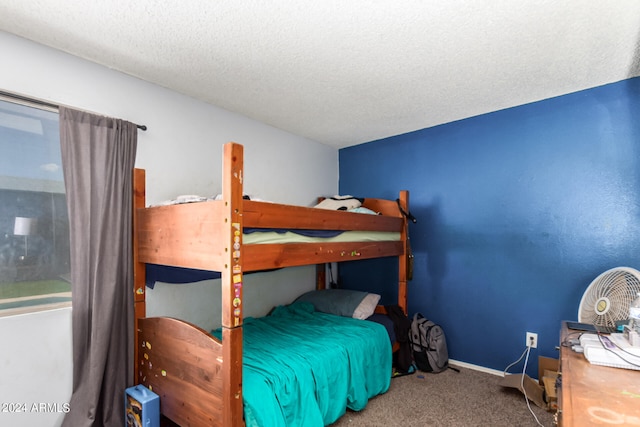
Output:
[578, 267, 640, 328]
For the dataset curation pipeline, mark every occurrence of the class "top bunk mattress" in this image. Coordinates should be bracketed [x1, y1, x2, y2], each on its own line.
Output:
[244, 229, 400, 244]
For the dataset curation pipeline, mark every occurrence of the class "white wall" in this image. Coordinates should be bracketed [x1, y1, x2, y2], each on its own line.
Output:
[147, 266, 315, 331]
[0, 308, 72, 427]
[0, 31, 338, 426]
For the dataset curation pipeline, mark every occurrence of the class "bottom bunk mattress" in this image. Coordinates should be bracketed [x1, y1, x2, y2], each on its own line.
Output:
[212, 301, 392, 427]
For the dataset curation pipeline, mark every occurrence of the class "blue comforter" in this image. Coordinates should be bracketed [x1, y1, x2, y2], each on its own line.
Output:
[213, 302, 391, 427]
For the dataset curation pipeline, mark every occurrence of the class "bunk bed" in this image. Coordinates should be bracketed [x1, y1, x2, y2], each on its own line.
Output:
[133, 142, 411, 427]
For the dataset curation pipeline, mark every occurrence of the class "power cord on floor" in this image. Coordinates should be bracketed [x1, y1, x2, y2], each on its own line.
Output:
[503, 345, 545, 427]
[503, 347, 528, 375]
[520, 345, 544, 427]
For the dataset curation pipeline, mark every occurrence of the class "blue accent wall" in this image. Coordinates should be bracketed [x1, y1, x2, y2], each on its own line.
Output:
[338, 78, 640, 377]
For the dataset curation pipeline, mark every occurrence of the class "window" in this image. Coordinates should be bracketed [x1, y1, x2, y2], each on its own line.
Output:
[0, 97, 70, 315]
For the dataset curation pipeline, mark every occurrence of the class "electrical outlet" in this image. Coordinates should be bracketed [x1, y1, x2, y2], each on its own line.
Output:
[526, 332, 538, 348]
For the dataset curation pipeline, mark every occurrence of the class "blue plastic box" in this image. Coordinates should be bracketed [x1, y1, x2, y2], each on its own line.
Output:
[125, 385, 159, 427]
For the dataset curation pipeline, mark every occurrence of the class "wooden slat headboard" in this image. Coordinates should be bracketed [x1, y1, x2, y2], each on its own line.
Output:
[138, 317, 226, 426]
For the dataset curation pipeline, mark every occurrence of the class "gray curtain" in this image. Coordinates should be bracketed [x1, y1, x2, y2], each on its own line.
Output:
[59, 107, 137, 427]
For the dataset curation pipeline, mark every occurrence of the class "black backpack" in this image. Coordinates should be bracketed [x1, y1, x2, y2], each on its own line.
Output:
[384, 305, 414, 375]
[409, 313, 457, 374]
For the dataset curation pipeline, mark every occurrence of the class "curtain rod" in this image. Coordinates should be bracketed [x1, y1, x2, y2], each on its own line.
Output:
[0, 90, 147, 131]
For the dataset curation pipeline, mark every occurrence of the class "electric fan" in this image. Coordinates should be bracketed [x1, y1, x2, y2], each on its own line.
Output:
[578, 267, 640, 328]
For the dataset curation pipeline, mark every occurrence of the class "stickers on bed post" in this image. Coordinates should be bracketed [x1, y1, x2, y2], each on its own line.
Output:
[233, 274, 243, 326]
[340, 250, 361, 257]
[231, 222, 243, 326]
[232, 223, 241, 260]
[233, 169, 243, 184]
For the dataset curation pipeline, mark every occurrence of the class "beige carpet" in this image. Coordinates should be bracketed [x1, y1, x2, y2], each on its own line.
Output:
[330, 366, 555, 427]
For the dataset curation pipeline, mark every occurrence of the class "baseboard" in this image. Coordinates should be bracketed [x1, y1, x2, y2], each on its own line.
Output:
[449, 359, 505, 377]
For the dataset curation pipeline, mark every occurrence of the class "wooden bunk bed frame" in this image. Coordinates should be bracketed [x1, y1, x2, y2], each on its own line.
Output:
[132, 142, 410, 427]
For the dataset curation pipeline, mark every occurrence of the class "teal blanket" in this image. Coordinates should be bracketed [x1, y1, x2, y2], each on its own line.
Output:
[213, 302, 391, 427]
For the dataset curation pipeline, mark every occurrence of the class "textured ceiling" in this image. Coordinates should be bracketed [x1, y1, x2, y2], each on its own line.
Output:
[1, 1, 640, 148]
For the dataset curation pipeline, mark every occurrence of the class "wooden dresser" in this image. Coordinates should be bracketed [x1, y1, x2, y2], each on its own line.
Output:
[558, 321, 640, 426]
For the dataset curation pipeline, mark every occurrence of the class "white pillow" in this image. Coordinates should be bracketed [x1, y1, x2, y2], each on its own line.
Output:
[352, 293, 381, 320]
[348, 206, 379, 215]
[314, 195, 363, 210]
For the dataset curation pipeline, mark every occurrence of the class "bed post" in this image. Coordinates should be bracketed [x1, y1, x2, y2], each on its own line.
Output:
[316, 196, 327, 291]
[316, 264, 327, 289]
[221, 142, 245, 427]
[398, 190, 409, 314]
[133, 168, 147, 383]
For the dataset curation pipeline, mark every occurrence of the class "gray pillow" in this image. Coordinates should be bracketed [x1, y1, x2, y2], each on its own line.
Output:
[352, 293, 381, 319]
[295, 289, 380, 319]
